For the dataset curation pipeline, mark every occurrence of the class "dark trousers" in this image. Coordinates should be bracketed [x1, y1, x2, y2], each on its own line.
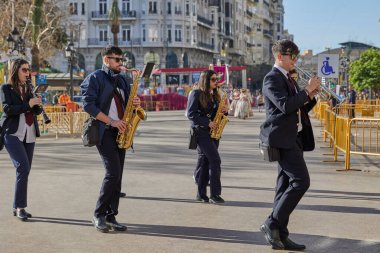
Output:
[194, 139, 220, 184]
[95, 129, 126, 219]
[196, 129, 221, 197]
[266, 136, 310, 239]
[4, 134, 35, 209]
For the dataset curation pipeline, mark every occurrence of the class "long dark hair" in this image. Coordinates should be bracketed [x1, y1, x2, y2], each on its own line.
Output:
[8, 58, 31, 95]
[197, 70, 220, 108]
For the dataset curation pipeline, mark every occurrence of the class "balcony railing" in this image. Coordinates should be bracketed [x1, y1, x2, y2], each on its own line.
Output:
[197, 42, 214, 51]
[246, 9, 253, 17]
[88, 38, 109, 46]
[121, 10, 137, 18]
[209, 0, 219, 7]
[91, 11, 108, 19]
[246, 26, 252, 33]
[197, 15, 213, 27]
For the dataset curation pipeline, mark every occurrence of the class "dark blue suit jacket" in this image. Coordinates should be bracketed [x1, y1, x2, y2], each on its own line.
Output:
[260, 67, 316, 150]
[0, 84, 42, 137]
[187, 89, 218, 129]
[80, 69, 131, 145]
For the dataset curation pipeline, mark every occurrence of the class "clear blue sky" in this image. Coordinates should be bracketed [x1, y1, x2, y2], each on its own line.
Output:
[283, 0, 380, 54]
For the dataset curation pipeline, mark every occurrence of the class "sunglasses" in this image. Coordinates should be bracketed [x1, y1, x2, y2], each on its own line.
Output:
[283, 53, 299, 60]
[210, 77, 217, 82]
[107, 56, 123, 62]
[21, 68, 31, 73]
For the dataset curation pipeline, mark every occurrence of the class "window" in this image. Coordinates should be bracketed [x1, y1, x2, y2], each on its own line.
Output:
[69, 2, 78, 15]
[142, 25, 146, 42]
[122, 25, 131, 41]
[167, 25, 172, 42]
[185, 3, 190, 15]
[149, 25, 158, 42]
[99, 26, 108, 42]
[149, 1, 157, 14]
[99, 0, 107, 15]
[81, 2, 85, 15]
[167, 2, 171, 14]
[174, 3, 181, 14]
[122, 0, 130, 13]
[175, 25, 182, 42]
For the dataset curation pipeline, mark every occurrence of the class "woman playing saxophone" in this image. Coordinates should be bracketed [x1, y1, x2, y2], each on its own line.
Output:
[187, 70, 228, 204]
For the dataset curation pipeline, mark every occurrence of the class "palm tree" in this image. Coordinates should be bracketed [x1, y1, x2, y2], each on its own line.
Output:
[30, 0, 44, 72]
[109, 0, 121, 46]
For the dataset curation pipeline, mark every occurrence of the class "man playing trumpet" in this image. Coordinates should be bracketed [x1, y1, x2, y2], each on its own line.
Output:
[259, 39, 320, 250]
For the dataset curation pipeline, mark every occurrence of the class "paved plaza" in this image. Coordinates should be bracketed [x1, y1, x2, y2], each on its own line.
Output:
[0, 110, 379, 253]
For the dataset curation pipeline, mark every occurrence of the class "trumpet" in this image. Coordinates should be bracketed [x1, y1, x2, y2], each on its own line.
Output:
[294, 66, 345, 104]
[26, 77, 51, 124]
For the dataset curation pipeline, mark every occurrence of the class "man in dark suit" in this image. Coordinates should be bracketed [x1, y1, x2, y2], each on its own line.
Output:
[259, 39, 321, 250]
[348, 85, 356, 118]
[81, 45, 140, 233]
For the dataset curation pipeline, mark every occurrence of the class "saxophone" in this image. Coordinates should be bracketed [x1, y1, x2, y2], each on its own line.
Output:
[210, 89, 229, 140]
[116, 70, 147, 149]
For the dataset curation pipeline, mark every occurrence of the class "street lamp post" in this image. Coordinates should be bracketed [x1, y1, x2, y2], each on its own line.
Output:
[65, 41, 75, 100]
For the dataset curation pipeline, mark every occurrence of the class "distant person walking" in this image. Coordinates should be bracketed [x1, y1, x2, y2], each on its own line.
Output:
[348, 85, 356, 118]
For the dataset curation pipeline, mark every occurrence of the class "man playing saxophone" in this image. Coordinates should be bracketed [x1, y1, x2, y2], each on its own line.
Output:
[187, 70, 229, 204]
[80, 45, 140, 233]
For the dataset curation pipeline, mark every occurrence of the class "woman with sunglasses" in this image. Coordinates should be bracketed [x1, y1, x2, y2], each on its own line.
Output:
[187, 70, 227, 204]
[0, 58, 42, 221]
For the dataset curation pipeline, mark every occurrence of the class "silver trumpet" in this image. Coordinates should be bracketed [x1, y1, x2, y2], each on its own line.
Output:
[26, 77, 51, 124]
[294, 66, 345, 104]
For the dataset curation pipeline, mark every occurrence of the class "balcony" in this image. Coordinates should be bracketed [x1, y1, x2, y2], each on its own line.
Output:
[88, 38, 109, 46]
[87, 38, 142, 47]
[209, 0, 219, 7]
[197, 42, 214, 51]
[246, 9, 253, 18]
[91, 11, 108, 19]
[197, 15, 213, 27]
[263, 29, 273, 38]
[121, 10, 137, 18]
[245, 26, 252, 33]
[246, 42, 255, 48]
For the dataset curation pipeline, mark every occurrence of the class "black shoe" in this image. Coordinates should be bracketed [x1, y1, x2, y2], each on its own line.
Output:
[16, 209, 29, 221]
[13, 209, 32, 218]
[195, 194, 209, 203]
[119, 192, 126, 198]
[282, 237, 306, 251]
[210, 195, 225, 204]
[106, 218, 127, 231]
[260, 224, 284, 250]
[92, 216, 109, 233]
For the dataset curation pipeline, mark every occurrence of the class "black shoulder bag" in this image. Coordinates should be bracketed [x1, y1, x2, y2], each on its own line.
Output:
[188, 127, 198, 150]
[259, 142, 280, 162]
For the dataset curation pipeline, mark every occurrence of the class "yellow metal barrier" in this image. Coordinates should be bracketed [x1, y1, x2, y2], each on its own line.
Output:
[38, 112, 89, 136]
[346, 118, 380, 170]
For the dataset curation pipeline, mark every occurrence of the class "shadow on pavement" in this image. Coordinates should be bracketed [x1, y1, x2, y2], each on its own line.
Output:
[125, 195, 380, 214]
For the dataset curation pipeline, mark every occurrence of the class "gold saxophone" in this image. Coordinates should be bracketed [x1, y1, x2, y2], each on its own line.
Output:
[116, 70, 147, 149]
[210, 89, 229, 140]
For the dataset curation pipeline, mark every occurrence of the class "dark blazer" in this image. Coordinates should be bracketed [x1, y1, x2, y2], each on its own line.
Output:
[0, 84, 42, 137]
[80, 69, 131, 144]
[187, 89, 218, 129]
[259, 67, 316, 150]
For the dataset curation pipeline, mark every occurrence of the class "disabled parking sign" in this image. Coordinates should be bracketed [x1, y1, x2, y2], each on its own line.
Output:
[317, 54, 339, 78]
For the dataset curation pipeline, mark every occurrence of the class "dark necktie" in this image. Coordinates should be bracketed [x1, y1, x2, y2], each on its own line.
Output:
[21, 85, 34, 126]
[113, 90, 124, 120]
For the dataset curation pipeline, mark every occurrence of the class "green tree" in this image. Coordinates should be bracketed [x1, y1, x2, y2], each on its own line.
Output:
[109, 0, 121, 46]
[30, 0, 44, 72]
[349, 48, 380, 91]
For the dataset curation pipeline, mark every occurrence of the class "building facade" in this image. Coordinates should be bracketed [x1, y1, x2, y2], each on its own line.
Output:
[51, 0, 289, 85]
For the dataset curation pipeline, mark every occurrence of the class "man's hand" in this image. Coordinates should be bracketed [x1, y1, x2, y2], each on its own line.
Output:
[111, 119, 127, 132]
[305, 76, 321, 94]
[132, 96, 141, 107]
